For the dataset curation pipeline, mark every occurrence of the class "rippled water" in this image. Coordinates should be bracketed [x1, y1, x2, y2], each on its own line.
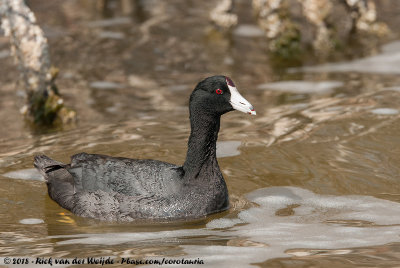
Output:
[1, 1, 400, 267]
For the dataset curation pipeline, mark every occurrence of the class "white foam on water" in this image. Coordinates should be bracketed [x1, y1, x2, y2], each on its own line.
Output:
[50, 187, 400, 267]
[381, 41, 400, 54]
[370, 108, 399, 115]
[293, 41, 400, 74]
[383, 86, 400, 92]
[89, 81, 124, 90]
[257, 81, 343, 94]
[206, 218, 243, 229]
[19, 218, 44, 225]
[234, 187, 400, 248]
[234, 24, 265, 38]
[98, 31, 125, 40]
[3, 168, 44, 181]
[216, 141, 241, 158]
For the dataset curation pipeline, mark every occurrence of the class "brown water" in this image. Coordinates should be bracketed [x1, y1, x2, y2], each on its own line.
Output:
[1, 0, 400, 267]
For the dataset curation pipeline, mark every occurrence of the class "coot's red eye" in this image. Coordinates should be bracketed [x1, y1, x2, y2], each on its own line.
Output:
[216, 89, 223, 95]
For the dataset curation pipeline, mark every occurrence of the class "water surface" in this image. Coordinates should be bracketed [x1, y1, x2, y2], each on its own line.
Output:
[1, 0, 400, 267]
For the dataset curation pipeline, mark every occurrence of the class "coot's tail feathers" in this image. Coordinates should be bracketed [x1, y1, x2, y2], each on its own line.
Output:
[34, 155, 67, 180]
[34, 155, 76, 211]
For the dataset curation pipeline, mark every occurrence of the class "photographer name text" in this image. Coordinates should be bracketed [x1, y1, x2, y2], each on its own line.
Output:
[3, 256, 204, 266]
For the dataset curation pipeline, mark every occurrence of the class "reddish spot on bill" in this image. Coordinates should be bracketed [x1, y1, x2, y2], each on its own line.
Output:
[226, 77, 235, 87]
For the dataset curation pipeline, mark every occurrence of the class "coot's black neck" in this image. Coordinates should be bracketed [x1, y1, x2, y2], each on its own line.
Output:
[183, 109, 222, 181]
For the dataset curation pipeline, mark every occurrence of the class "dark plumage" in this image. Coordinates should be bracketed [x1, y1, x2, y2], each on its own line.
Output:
[34, 76, 256, 221]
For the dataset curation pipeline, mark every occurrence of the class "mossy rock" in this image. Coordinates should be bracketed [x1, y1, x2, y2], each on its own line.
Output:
[27, 90, 76, 126]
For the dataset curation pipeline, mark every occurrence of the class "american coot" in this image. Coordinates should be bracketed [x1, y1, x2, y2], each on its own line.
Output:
[34, 76, 256, 221]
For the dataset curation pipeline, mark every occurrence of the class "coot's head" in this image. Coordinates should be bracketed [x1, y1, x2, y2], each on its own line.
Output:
[190, 75, 256, 116]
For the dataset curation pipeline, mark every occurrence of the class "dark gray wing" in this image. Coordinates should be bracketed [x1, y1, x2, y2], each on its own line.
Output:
[67, 153, 184, 198]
